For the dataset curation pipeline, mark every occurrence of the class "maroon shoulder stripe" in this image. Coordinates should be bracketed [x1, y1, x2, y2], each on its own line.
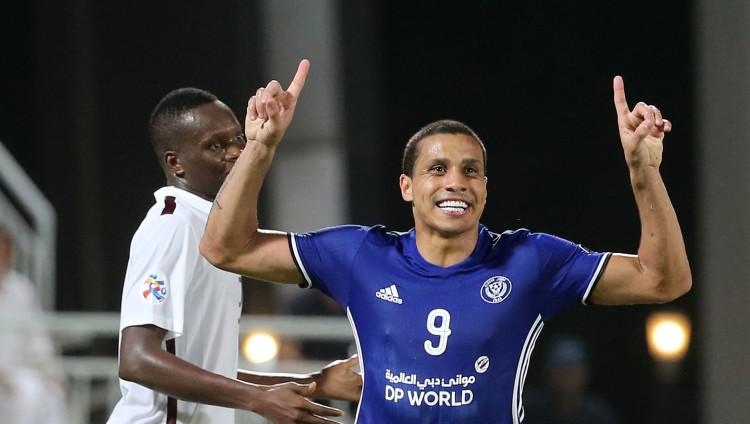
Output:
[166, 339, 177, 423]
[161, 196, 177, 215]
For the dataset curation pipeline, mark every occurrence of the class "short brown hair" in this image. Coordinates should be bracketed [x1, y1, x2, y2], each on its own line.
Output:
[401, 119, 487, 177]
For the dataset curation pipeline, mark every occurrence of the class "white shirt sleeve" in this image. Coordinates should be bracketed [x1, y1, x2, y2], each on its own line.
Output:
[119, 214, 196, 340]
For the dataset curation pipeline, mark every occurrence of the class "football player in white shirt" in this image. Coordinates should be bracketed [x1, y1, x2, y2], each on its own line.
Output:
[108, 85, 361, 424]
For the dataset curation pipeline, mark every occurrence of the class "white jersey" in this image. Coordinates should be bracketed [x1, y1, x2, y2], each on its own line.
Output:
[108, 186, 243, 424]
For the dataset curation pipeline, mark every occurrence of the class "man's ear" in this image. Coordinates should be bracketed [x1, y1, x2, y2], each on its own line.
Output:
[483, 176, 488, 203]
[399, 174, 413, 202]
[164, 151, 184, 177]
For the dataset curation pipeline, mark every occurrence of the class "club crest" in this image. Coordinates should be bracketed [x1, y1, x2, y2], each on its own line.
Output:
[480, 276, 512, 304]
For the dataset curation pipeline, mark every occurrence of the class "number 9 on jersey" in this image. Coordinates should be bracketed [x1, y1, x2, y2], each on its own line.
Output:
[424, 308, 452, 356]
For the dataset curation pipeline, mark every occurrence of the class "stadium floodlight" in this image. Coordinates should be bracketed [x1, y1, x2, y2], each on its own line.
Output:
[646, 311, 691, 363]
[242, 331, 280, 364]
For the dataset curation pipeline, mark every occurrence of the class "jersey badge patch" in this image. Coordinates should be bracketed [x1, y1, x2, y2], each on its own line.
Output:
[141, 272, 168, 305]
[375, 284, 403, 304]
[480, 276, 512, 304]
[475, 355, 490, 373]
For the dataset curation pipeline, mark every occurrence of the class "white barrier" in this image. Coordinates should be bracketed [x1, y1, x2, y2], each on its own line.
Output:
[2, 312, 356, 424]
[0, 140, 57, 310]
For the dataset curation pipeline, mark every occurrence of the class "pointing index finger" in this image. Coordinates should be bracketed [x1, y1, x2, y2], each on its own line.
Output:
[613, 75, 630, 117]
[286, 59, 310, 98]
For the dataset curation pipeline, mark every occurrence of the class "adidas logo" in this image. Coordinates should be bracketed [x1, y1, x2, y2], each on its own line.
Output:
[376, 284, 403, 304]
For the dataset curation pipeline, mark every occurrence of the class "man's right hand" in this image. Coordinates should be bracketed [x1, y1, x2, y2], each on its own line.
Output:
[245, 59, 310, 149]
[252, 381, 345, 424]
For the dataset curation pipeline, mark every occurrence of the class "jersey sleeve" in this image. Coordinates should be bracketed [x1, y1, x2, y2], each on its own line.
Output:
[289, 225, 371, 306]
[119, 215, 196, 340]
[530, 232, 611, 319]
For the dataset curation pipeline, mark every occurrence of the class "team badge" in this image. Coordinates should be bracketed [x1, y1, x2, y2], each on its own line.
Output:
[141, 272, 168, 305]
[480, 276, 512, 304]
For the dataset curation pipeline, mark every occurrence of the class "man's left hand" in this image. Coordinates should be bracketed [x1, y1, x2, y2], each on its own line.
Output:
[311, 355, 362, 402]
[613, 75, 672, 170]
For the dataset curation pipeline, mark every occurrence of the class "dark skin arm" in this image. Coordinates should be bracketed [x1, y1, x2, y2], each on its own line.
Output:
[237, 370, 313, 386]
[118, 325, 344, 424]
[238, 356, 362, 402]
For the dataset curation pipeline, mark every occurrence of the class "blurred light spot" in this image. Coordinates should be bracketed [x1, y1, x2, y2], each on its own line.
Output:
[646, 311, 691, 362]
[242, 331, 279, 364]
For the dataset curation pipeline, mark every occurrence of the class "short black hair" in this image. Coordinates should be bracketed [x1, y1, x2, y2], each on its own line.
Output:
[401, 119, 487, 177]
[148, 87, 218, 159]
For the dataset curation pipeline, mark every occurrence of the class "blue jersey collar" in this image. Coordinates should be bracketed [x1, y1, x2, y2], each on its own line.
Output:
[402, 224, 492, 276]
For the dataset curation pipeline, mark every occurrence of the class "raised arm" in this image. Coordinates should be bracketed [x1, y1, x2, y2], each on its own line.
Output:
[200, 60, 310, 283]
[590, 76, 692, 305]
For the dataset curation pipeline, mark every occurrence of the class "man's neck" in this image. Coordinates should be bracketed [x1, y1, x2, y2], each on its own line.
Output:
[414, 224, 479, 268]
[165, 178, 215, 202]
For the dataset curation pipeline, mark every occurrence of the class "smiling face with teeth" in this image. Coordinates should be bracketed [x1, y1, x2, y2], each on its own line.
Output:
[399, 132, 488, 239]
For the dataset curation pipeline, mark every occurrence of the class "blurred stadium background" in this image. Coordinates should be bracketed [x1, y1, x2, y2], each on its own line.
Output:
[1, 1, 748, 423]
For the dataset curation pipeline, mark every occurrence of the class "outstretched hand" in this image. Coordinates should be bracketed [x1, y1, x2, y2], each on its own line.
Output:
[245, 59, 310, 148]
[311, 355, 363, 402]
[613, 75, 672, 169]
[254, 381, 344, 424]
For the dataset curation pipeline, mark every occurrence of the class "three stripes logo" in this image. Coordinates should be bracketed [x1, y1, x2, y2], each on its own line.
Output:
[376, 284, 403, 304]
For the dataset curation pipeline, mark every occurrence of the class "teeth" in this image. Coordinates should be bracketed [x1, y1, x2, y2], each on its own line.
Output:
[438, 200, 468, 209]
[441, 207, 465, 214]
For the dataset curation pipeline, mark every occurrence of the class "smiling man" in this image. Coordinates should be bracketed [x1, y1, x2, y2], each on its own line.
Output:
[200, 60, 691, 423]
[108, 87, 361, 424]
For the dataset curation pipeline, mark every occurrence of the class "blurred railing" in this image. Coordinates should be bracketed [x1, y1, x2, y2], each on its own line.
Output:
[0, 140, 57, 310]
[38, 312, 356, 423]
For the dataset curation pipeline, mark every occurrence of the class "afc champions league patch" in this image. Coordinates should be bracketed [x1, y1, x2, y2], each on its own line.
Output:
[480, 275, 512, 304]
[141, 272, 168, 305]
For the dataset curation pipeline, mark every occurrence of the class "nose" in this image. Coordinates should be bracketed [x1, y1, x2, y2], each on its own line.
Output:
[445, 169, 468, 192]
[225, 144, 243, 162]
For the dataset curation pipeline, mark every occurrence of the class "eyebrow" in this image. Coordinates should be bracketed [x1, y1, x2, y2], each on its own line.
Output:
[199, 130, 240, 145]
[424, 158, 448, 167]
[423, 157, 483, 169]
[461, 158, 482, 166]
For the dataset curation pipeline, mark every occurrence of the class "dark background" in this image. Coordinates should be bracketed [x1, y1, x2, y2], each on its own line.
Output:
[1, 1, 697, 422]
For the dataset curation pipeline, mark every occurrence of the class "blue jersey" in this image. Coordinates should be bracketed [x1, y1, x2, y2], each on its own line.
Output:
[291, 225, 610, 424]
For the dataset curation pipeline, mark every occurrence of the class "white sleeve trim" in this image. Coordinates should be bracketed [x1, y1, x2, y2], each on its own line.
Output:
[120, 314, 182, 340]
[290, 233, 313, 289]
[581, 252, 612, 305]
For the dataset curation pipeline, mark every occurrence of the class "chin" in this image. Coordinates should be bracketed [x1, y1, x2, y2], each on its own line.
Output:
[416, 209, 479, 236]
[431, 220, 477, 238]
[442, 227, 476, 237]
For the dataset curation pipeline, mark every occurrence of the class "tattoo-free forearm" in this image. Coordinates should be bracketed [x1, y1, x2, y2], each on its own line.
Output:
[120, 344, 265, 411]
[238, 370, 314, 386]
[630, 166, 691, 299]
